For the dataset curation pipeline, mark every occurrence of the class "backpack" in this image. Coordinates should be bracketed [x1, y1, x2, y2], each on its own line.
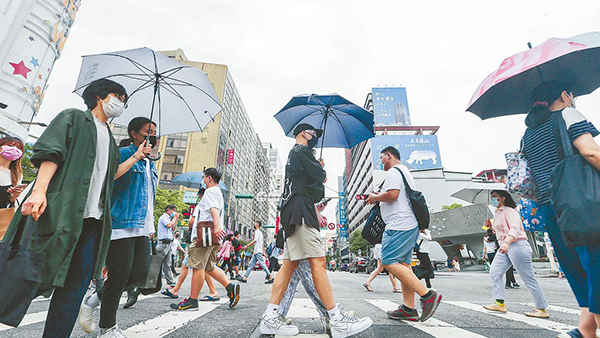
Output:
[394, 167, 430, 230]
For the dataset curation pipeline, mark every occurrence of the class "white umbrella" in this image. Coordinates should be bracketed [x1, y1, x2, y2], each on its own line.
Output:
[451, 182, 516, 205]
[73, 47, 223, 136]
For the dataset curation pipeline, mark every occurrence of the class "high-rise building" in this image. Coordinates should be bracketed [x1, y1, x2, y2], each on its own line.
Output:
[112, 49, 272, 238]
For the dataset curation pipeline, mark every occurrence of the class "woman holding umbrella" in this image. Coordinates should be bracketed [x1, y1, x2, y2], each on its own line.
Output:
[483, 190, 549, 318]
[79, 117, 157, 337]
[521, 81, 600, 337]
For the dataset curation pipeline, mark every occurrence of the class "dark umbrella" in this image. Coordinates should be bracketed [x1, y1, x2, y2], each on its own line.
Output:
[467, 31, 600, 120]
[274, 93, 374, 156]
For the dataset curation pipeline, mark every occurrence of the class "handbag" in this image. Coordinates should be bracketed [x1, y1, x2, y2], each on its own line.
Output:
[394, 167, 430, 230]
[505, 140, 537, 200]
[361, 203, 386, 245]
[550, 112, 600, 247]
[140, 253, 164, 294]
[195, 221, 221, 247]
[0, 216, 46, 327]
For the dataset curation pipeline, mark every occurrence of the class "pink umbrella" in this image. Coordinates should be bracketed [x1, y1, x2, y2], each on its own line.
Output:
[467, 32, 600, 120]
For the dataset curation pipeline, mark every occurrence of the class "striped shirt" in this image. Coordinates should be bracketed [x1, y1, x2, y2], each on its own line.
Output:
[522, 108, 599, 204]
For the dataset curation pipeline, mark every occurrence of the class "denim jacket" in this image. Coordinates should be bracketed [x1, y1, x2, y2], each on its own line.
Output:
[111, 144, 158, 229]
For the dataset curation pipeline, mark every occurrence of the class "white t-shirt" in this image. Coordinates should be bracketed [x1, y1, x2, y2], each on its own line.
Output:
[253, 229, 264, 255]
[483, 238, 498, 253]
[172, 238, 181, 255]
[417, 229, 431, 253]
[0, 167, 21, 186]
[83, 117, 110, 219]
[380, 165, 418, 231]
[111, 159, 155, 240]
[191, 186, 223, 240]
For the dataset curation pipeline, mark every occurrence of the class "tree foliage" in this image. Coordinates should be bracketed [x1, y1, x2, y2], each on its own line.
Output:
[21, 143, 38, 183]
[154, 187, 189, 229]
[442, 203, 463, 210]
[349, 229, 371, 256]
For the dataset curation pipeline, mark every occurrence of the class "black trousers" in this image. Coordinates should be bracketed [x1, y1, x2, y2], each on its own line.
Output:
[100, 236, 151, 328]
[416, 252, 433, 288]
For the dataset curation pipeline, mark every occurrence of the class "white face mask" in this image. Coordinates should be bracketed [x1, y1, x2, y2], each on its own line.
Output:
[101, 96, 125, 118]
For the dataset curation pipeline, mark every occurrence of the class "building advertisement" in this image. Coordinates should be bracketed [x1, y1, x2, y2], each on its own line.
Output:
[372, 87, 411, 127]
[0, 0, 81, 140]
[227, 149, 235, 164]
[371, 135, 443, 171]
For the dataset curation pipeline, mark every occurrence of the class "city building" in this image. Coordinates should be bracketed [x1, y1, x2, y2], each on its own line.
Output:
[0, 0, 81, 140]
[112, 49, 273, 238]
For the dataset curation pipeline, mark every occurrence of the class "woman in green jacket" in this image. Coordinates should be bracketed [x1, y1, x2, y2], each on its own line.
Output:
[10, 79, 151, 338]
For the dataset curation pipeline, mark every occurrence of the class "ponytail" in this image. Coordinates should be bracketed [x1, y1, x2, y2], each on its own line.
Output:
[525, 80, 573, 129]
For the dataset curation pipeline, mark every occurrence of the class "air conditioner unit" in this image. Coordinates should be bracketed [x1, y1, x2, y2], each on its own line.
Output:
[176, 155, 184, 164]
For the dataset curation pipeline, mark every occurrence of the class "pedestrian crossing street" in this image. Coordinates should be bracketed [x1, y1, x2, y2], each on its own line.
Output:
[2, 292, 587, 338]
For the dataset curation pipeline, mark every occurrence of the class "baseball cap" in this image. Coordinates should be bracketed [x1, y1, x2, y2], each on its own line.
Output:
[293, 123, 323, 137]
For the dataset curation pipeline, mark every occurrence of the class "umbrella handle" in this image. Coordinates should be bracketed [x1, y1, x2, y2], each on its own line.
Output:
[146, 151, 162, 161]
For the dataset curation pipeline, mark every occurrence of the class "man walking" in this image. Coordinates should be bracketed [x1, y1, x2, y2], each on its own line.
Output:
[170, 168, 240, 310]
[366, 146, 442, 322]
[157, 205, 178, 286]
[240, 221, 274, 284]
[231, 230, 242, 279]
[267, 239, 281, 273]
[259, 123, 372, 338]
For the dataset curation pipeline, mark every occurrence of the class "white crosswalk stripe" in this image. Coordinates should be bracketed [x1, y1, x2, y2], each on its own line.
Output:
[445, 301, 575, 333]
[0, 294, 158, 332]
[124, 299, 227, 338]
[366, 299, 489, 338]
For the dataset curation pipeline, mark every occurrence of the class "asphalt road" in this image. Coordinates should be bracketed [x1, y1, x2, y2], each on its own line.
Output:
[2, 267, 582, 338]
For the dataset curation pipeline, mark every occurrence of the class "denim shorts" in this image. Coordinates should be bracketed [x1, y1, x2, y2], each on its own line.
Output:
[381, 226, 420, 265]
[541, 204, 600, 313]
[182, 253, 189, 267]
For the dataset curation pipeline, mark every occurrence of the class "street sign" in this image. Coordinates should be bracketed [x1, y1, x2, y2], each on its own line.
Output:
[264, 225, 275, 229]
[235, 194, 253, 199]
[227, 149, 235, 164]
[328, 223, 335, 230]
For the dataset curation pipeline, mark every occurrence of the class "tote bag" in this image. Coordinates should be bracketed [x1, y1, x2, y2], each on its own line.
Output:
[0, 217, 46, 327]
[550, 113, 600, 247]
[505, 151, 537, 201]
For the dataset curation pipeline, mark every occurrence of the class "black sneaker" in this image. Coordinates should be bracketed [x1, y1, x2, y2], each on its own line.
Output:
[265, 278, 274, 284]
[123, 287, 140, 309]
[512, 282, 520, 288]
[240, 278, 248, 283]
[419, 290, 442, 322]
[505, 284, 514, 289]
[387, 305, 419, 321]
[226, 283, 240, 309]
[170, 298, 198, 311]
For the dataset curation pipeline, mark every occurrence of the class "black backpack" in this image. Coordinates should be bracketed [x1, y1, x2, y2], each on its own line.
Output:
[394, 167, 430, 230]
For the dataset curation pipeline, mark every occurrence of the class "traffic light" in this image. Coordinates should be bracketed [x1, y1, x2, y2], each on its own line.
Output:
[235, 194, 253, 199]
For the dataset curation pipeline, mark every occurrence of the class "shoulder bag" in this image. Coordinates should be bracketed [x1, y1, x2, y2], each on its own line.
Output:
[195, 221, 222, 247]
[550, 112, 600, 247]
[362, 181, 386, 245]
[0, 216, 46, 327]
[505, 139, 537, 201]
[394, 167, 430, 230]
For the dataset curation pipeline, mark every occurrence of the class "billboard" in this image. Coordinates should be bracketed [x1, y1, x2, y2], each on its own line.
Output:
[0, 0, 81, 140]
[371, 135, 442, 171]
[372, 87, 411, 127]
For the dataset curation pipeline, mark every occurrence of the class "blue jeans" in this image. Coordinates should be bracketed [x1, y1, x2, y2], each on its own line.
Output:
[42, 219, 101, 338]
[244, 253, 270, 278]
[541, 204, 600, 313]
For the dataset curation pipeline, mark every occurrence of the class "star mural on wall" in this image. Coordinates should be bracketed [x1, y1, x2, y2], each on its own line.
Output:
[9, 61, 32, 79]
[29, 36, 35, 41]
[30, 57, 40, 68]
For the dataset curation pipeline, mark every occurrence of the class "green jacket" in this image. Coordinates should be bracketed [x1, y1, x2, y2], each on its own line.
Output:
[8, 109, 119, 293]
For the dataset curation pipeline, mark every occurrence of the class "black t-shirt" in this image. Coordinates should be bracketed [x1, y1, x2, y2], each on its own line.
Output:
[232, 238, 241, 254]
[279, 144, 326, 238]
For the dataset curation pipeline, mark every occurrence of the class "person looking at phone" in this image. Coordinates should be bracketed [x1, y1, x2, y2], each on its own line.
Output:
[0, 136, 26, 208]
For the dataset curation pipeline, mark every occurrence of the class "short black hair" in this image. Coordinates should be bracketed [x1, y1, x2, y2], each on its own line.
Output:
[234, 230, 239, 236]
[204, 167, 222, 183]
[82, 79, 127, 110]
[165, 204, 177, 212]
[255, 220, 262, 227]
[381, 146, 400, 160]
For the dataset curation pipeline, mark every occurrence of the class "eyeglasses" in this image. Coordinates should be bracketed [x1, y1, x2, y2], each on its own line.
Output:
[304, 130, 317, 137]
[111, 93, 129, 108]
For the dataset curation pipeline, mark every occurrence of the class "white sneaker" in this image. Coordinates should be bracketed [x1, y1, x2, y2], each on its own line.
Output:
[329, 311, 373, 338]
[79, 296, 98, 333]
[260, 311, 299, 336]
[97, 325, 127, 338]
[322, 304, 355, 331]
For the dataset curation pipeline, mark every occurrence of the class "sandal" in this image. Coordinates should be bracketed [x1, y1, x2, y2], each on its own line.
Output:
[393, 289, 402, 293]
[199, 295, 221, 301]
[363, 283, 373, 292]
[161, 288, 178, 299]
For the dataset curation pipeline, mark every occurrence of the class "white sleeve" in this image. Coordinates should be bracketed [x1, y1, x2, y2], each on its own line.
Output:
[192, 205, 199, 218]
[562, 108, 588, 128]
[205, 189, 221, 211]
[384, 168, 404, 191]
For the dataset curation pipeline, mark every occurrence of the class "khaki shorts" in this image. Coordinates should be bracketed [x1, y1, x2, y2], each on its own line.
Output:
[187, 241, 219, 271]
[283, 224, 324, 261]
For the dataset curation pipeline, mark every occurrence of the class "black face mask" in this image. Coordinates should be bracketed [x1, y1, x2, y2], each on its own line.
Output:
[148, 135, 157, 148]
[307, 137, 318, 149]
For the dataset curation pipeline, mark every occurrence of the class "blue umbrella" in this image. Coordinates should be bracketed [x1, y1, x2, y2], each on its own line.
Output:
[172, 171, 229, 191]
[274, 94, 374, 156]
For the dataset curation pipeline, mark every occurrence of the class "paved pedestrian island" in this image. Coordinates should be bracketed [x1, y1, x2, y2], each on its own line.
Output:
[1, 271, 592, 338]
